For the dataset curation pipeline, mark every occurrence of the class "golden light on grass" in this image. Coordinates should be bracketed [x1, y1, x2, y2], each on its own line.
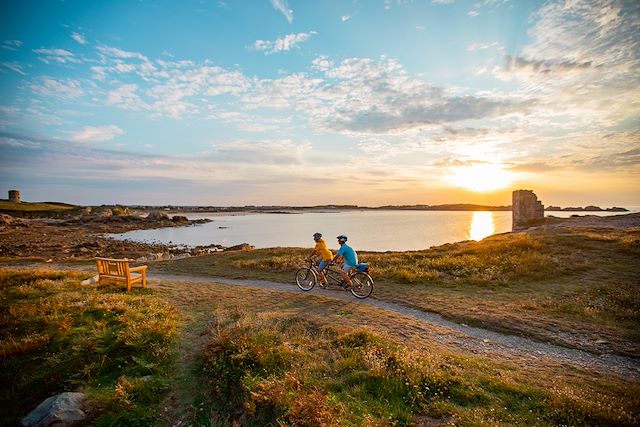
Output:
[446, 163, 512, 192]
[468, 211, 495, 241]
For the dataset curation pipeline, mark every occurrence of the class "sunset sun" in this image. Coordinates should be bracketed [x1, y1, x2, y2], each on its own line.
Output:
[447, 164, 513, 192]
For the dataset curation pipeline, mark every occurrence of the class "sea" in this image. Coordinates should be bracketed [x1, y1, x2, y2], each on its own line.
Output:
[109, 208, 639, 252]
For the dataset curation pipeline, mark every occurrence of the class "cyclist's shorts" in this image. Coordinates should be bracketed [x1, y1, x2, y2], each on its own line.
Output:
[318, 260, 330, 271]
[342, 263, 355, 273]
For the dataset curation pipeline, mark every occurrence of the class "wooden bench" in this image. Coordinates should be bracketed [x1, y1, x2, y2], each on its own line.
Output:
[95, 257, 147, 291]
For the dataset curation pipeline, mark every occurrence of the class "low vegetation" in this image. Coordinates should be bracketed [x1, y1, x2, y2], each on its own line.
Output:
[1, 222, 638, 425]
[0, 270, 179, 425]
[152, 226, 640, 357]
[2, 266, 639, 425]
[0, 200, 77, 212]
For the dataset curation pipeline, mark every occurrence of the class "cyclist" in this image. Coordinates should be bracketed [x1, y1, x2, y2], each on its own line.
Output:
[333, 234, 358, 286]
[308, 232, 332, 286]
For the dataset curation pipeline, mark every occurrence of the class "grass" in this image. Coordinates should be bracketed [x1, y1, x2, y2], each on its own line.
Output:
[0, 200, 78, 212]
[154, 279, 640, 426]
[0, 269, 179, 426]
[151, 225, 640, 357]
[2, 267, 639, 425]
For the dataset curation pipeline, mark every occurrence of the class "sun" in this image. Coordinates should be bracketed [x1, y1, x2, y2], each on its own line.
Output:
[446, 163, 513, 192]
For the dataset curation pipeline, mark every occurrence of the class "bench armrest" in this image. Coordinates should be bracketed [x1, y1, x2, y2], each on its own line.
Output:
[129, 265, 148, 273]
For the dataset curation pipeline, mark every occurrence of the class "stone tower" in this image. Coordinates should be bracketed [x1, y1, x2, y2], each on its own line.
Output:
[8, 189, 20, 203]
[512, 190, 544, 231]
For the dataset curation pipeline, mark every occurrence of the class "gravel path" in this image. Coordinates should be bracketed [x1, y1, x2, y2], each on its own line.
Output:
[153, 272, 640, 381]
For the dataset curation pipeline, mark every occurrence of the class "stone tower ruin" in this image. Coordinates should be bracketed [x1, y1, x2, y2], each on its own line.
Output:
[8, 189, 20, 203]
[512, 190, 544, 231]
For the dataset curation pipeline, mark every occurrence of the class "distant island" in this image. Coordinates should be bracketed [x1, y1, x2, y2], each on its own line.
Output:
[0, 198, 630, 216]
[545, 205, 628, 212]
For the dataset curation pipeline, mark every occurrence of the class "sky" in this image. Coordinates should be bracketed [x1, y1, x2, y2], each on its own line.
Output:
[0, 0, 638, 207]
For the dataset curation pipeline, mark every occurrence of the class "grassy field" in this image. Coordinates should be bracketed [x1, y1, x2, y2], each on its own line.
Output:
[151, 225, 640, 358]
[0, 270, 179, 425]
[2, 269, 638, 426]
[0, 200, 78, 212]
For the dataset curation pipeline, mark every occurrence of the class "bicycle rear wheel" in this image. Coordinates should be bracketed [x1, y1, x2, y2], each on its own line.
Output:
[349, 272, 373, 298]
[295, 267, 317, 291]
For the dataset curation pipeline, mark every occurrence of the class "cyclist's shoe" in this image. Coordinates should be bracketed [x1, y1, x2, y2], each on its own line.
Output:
[319, 281, 328, 288]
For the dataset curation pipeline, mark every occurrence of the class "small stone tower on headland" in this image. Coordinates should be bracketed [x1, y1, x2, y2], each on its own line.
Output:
[512, 190, 544, 231]
[8, 189, 20, 203]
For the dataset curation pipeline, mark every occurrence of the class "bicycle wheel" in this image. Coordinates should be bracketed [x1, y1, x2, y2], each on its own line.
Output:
[349, 272, 373, 299]
[295, 267, 317, 291]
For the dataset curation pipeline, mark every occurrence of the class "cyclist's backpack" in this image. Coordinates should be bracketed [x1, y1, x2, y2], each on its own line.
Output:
[356, 263, 369, 273]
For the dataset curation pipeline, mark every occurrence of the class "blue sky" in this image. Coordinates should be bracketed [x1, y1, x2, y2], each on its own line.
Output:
[1, 0, 638, 206]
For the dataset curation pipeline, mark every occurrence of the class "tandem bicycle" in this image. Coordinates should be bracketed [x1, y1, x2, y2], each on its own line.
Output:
[295, 259, 374, 299]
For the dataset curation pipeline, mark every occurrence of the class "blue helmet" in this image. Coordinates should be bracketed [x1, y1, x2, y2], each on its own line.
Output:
[313, 232, 322, 239]
[337, 234, 348, 243]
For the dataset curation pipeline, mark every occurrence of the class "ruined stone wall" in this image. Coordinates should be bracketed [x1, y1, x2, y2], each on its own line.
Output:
[512, 190, 544, 230]
[8, 190, 20, 203]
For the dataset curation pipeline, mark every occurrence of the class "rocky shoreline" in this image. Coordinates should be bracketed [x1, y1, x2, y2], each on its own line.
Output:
[0, 210, 254, 262]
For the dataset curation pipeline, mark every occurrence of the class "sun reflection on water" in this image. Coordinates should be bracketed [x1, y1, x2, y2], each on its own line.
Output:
[469, 211, 495, 241]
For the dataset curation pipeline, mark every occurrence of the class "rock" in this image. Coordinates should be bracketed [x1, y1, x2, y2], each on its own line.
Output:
[224, 243, 255, 251]
[173, 253, 191, 260]
[21, 392, 86, 427]
[80, 275, 98, 285]
[147, 210, 170, 221]
[171, 215, 189, 222]
[0, 213, 14, 224]
[96, 208, 113, 217]
[136, 256, 148, 262]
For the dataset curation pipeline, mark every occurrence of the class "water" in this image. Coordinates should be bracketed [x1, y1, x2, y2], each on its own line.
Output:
[110, 209, 638, 252]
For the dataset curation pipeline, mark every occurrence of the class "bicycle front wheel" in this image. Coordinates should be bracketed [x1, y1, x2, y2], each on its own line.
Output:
[349, 272, 373, 299]
[295, 267, 317, 291]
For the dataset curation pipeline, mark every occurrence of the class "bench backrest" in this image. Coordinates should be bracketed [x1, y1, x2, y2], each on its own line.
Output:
[96, 258, 130, 277]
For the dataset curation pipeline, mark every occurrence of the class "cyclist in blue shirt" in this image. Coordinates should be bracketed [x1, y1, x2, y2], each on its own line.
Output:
[333, 234, 358, 286]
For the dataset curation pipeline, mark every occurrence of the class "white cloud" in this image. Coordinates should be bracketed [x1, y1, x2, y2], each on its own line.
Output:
[467, 41, 500, 51]
[2, 40, 23, 51]
[341, 15, 351, 22]
[432, 0, 454, 4]
[107, 84, 148, 110]
[33, 48, 80, 64]
[251, 32, 316, 55]
[1, 62, 27, 75]
[71, 32, 87, 45]
[270, 0, 294, 23]
[493, 0, 640, 126]
[30, 77, 84, 99]
[97, 45, 148, 61]
[70, 125, 124, 142]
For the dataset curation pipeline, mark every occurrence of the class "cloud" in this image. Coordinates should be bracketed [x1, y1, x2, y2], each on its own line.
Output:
[70, 125, 124, 142]
[107, 84, 149, 110]
[208, 139, 310, 165]
[33, 48, 80, 64]
[341, 15, 351, 22]
[270, 0, 294, 23]
[30, 77, 84, 99]
[493, 0, 640, 126]
[432, 0, 454, 4]
[245, 56, 530, 134]
[1, 62, 27, 75]
[467, 41, 500, 51]
[2, 40, 23, 51]
[71, 32, 87, 44]
[251, 32, 317, 55]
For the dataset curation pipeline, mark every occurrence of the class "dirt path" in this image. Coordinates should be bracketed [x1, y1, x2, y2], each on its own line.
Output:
[151, 272, 640, 382]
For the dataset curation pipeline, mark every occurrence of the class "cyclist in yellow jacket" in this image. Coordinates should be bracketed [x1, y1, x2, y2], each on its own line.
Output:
[309, 232, 332, 286]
